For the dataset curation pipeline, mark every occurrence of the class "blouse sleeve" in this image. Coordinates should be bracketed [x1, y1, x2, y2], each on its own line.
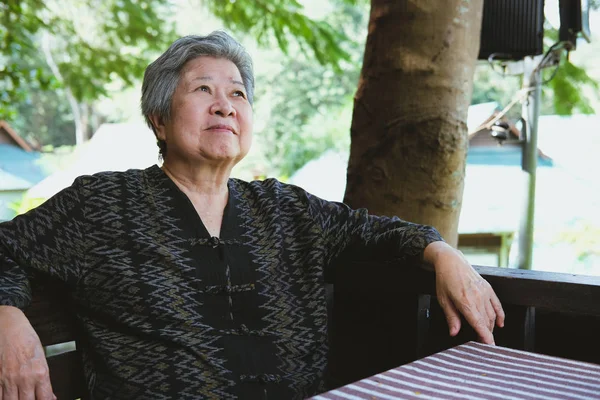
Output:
[303, 190, 444, 268]
[0, 176, 88, 310]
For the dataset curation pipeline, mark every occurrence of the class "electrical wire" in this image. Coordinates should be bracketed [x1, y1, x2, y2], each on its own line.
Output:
[486, 41, 570, 82]
[535, 41, 571, 85]
[487, 53, 524, 77]
[473, 87, 535, 134]
[478, 41, 570, 131]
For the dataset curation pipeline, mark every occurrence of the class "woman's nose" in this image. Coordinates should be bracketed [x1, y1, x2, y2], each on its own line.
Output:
[209, 95, 235, 117]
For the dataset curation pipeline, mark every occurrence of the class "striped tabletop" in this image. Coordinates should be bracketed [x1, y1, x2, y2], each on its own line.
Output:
[312, 341, 600, 400]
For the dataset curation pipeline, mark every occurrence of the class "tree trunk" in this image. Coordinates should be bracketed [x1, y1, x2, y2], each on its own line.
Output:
[80, 103, 92, 142]
[41, 32, 86, 145]
[344, 0, 483, 246]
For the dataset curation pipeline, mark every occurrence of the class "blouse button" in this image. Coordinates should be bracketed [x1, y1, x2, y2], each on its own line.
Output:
[238, 324, 250, 335]
[209, 236, 220, 248]
[259, 374, 281, 384]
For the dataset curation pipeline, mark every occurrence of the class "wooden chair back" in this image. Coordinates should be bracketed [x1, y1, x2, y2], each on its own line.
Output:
[328, 261, 600, 387]
[25, 278, 86, 400]
[26, 264, 600, 397]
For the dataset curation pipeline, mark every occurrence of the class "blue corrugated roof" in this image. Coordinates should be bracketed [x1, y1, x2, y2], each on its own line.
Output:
[0, 169, 32, 190]
[467, 147, 554, 167]
[0, 144, 48, 190]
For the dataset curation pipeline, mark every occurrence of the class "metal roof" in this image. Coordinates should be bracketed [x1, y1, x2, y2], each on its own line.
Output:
[0, 144, 47, 191]
[0, 168, 32, 191]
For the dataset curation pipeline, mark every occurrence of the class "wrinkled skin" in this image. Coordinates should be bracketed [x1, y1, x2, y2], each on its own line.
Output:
[0, 306, 56, 400]
[0, 241, 504, 399]
[0, 54, 504, 399]
[424, 241, 505, 344]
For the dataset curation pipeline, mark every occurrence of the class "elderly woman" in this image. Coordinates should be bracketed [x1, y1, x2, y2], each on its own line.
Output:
[0, 31, 503, 399]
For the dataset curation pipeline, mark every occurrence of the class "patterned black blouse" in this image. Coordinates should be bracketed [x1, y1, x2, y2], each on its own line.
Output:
[0, 165, 442, 399]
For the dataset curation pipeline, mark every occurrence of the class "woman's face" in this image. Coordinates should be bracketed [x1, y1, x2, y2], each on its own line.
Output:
[155, 56, 253, 167]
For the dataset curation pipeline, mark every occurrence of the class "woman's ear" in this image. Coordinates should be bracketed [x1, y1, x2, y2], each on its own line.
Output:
[148, 115, 167, 140]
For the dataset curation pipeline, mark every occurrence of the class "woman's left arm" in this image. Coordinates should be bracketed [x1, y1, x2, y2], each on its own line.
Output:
[424, 241, 505, 345]
[301, 189, 504, 344]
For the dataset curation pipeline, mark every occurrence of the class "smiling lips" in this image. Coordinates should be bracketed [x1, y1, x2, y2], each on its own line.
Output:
[206, 124, 236, 134]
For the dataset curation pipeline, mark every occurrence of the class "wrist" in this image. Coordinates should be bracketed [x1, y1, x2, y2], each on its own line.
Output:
[0, 305, 27, 324]
[423, 241, 455, 266]
[0, 304, 24, 314]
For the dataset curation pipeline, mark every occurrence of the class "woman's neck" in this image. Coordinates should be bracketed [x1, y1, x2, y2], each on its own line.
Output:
[161, 159, 230, 197]
[161, 162, 229, 237]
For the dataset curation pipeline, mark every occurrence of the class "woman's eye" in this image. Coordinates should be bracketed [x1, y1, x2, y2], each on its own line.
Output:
[197, 85, 210, 92]
[233, 90, 246, 98]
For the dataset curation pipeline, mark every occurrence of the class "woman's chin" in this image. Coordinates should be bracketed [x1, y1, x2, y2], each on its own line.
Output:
[199, 148, 242, 164]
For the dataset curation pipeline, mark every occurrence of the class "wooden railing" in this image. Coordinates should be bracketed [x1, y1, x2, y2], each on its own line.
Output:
[24, 277, 86, 400]
[25, 264, 600, 398]
[327, 261, 600, 388]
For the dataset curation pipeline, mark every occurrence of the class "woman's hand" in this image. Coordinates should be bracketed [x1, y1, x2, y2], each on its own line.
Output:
[423, 241, 505, 345]
[0, 306, 56, 400]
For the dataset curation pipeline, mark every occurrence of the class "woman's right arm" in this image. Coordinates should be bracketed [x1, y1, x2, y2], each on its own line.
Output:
[0, 178, 87, 308]
[0, 177, 88, 400]
[0, 305, 56, 399]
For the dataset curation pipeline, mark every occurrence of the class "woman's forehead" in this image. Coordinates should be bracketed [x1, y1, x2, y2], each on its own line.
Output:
[182, 56, 242, 82]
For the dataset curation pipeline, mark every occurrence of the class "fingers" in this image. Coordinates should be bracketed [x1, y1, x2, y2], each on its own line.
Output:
[470, 289, 497, 345]
[443, 300, 493, 343]
[484, 299, 496, 332]
[464, 308, 495, 345]
[490, 292, 505, 328]
[0, 309, 55, 400]
[0, 361, 54, 400]
[433, 248, 504, 346]
[18, 387, 35, 400]
[439, 296, 462, 337]
[1, 384, 17, 400]
[452, 285, 496, 345]
[0, 382, 54, 400]
[35, 379, 56, 400]
[0, 382, 37, 400]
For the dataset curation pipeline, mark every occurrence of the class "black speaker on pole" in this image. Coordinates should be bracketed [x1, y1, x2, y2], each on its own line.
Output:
[478, 0, 545, 61]
[559, 0, 592, 48]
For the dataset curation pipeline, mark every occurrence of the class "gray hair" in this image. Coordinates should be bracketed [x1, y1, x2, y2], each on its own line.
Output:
[141, 31, 255, 158]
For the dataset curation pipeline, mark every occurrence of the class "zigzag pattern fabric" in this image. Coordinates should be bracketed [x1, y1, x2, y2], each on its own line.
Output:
[0, 165, 442, 399]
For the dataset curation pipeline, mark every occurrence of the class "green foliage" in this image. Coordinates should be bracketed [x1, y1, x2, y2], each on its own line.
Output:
[544, 59, 600, 115]
[257, 61, 357, 176]
[11, 86, 76, 147]
[1, 0, 360, 120]
[2, 0, 363, 153]
[472, 23, 600, 116]
[9, 195, 46, 215]
[204, 0, 358, 72]
[540, 24, 600, 114]
[56, 0, 178, 101]
[253, 0, 366, 177]
[1, 0, 179, 120]
[554, 220, 600, 263]
[1, 0, 54, 118]
[471, 64, 522, 118]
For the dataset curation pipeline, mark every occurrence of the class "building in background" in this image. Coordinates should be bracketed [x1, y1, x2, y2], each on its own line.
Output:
[11, 113, 599, 275]
[25, 123, 159, 201]
[458, 104, 553, 268]
[289, 107, 600, 275]
[0, 121, 49, 221]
